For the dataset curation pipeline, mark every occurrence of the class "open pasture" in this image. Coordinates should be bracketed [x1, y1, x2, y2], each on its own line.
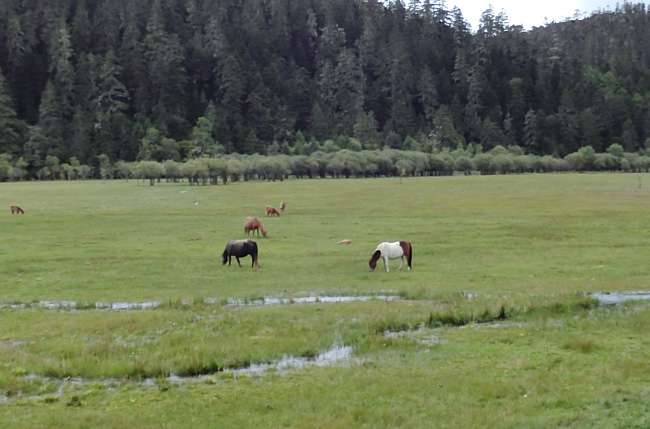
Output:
[2, 174, 650, 427]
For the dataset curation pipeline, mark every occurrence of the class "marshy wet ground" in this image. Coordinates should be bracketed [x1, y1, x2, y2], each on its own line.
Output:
[4, 344, 356, 405]
[591, 291, 650, 306]
[0, 295, 402, 312]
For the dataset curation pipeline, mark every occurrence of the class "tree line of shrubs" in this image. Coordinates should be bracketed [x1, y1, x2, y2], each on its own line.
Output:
[1, 144, 649, 185]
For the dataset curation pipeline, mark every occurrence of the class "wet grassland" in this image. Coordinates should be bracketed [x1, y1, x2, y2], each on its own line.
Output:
[2, 174, 650, 427]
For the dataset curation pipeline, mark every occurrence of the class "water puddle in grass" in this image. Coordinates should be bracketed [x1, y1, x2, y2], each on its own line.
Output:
[384, 320, 537, 346]
[592, 292, 650, 306]
[0, 300, 163, 311]
[3, 344, 355, 405]
[166, 344, 354, 382]
[384, 327, 446, 346]
[224, 295, 402, 307]
[0, 295, 401, 312]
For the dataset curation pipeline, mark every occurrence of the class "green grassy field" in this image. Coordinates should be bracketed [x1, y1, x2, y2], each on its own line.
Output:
[2, 174, 650, 428]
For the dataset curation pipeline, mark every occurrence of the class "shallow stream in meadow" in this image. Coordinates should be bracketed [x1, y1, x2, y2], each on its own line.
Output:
[0, 295, 402, 312]
[591, 291, 650, 306]
[5, 344, 355, 405]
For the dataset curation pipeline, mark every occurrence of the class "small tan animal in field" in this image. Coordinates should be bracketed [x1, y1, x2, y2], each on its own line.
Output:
[10, 205, 24, 215]
[338, 239, 352, 245]
[280, 201, 287, 212]
[266, 206, 281, 217]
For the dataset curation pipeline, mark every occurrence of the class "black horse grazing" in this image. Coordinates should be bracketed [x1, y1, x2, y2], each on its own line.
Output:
[222, 240, 259, 269]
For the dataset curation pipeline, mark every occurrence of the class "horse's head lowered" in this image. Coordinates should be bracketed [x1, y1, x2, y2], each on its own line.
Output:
[368, 250, 381, 271]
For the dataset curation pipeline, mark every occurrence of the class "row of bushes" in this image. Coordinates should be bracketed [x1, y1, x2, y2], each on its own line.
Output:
[2, 145, 650, 184]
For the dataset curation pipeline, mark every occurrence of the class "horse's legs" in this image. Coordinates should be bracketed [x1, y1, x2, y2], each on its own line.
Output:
[398, 256, 404, 271]
[236, 257, 241, 267]
[383, 256, 390, 273]
[228, 255, 232, 266]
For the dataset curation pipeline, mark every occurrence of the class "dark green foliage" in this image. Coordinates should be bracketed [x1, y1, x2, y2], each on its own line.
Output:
[0, 68, 26, 154]
[0, 1, 648, 174]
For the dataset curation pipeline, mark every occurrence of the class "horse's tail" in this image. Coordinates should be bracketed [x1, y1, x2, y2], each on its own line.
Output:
[406, 242, 413, 270]
[251, 242, 259, 268]
[400, 241, 413, 270]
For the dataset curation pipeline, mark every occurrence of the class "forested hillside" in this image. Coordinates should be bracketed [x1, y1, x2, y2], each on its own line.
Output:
[0, 0, 648, 173]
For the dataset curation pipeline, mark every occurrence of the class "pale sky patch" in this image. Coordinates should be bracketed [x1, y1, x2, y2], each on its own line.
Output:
[444, 0, 649, 30]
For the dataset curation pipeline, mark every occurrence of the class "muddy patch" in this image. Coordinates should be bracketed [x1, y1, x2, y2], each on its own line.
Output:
[592, 292, 650, 306]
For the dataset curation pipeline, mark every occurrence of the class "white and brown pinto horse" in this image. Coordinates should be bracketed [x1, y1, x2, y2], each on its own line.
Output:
[369, 241, 413, 272]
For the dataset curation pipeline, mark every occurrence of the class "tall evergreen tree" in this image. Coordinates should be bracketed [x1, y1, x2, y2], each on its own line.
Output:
[0, 68, 26, 154]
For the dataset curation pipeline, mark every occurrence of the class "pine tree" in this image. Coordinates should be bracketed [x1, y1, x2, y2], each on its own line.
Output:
[310, 102, 330, 141]
[579, 108, 602, 149]
[191, 116, 222, 156]
[507, 78, 527, 145]
[96, 52, 129, 124]
[353, 111, 381, 149]
[524, 109, 540, 153]
[480, 118, 507, 150]
[333, 49, 365, 135]
[37, 81, 65, 157]
[143, 1, 188, 137]
[416, 67, 439, 126]
[0, 68, 26, 154]
[622, 118, 640, 151]
[72, 0, 91, 53]
[431, 106, 465, 149]
[46, 22, 76, 157]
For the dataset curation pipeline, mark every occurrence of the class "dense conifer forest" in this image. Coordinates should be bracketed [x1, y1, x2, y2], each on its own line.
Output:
[0, 0, 649, 179]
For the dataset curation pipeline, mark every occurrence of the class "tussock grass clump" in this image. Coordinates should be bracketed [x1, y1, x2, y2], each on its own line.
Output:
[426, 305, 509, 328]
[372, 319, 415, 335]
[175, 361, 225, 377]
[74, 302, 97, 310]
[425, 296, 598, 329]
[525, 296, 599, 318]
[564, 338, 598, 354]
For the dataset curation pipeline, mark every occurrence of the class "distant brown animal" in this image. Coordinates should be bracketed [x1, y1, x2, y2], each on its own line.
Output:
[338, 239, 352, 245]
[244, 216, 268, 238]
[280, 201, 287, 212]
[10, 205, 24, 215]
[266, 206, 281, 217]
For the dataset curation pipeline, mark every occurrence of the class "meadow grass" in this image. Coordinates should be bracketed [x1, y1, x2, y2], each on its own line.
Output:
[2, 174, 650, 427]
[2, 174, 650, 303]
[2, 303, 650, 428]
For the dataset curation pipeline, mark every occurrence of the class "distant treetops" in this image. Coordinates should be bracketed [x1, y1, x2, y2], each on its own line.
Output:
[0, 1, 648, 177]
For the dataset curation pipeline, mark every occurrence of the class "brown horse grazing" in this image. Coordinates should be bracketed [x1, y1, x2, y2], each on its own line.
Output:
[266, 206, 281, 217]
[10, 205, 24, 215]
[369, 241, 413, 272]
[244, 216, 268, 238]
[222, 240, 259, 269]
